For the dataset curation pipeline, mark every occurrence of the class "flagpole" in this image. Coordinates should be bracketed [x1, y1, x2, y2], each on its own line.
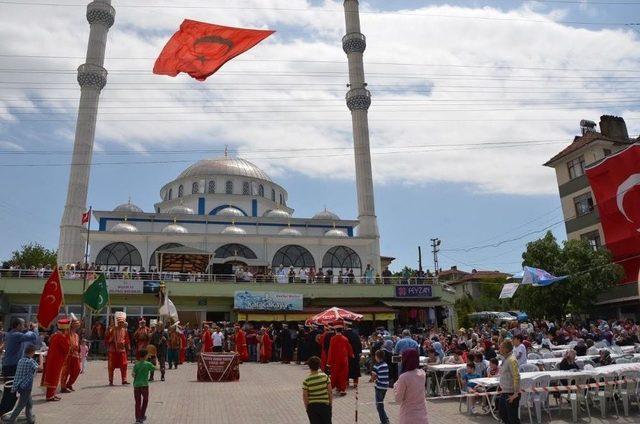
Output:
[81, 206, 92, 329]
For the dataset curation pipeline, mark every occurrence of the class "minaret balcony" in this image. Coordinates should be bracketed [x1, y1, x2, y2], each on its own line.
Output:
[77, 63, 108, 90]
[342, 32, 366, 54]
[346, 87, 371, 111]
[86, 1, 115, 28]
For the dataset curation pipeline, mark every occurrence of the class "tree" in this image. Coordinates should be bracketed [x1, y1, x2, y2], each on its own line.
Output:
[512, 231, 624, 319]
[4, 242, 57, 268]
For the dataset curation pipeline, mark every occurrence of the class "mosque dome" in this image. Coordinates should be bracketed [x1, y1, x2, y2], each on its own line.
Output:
[165, 204, 195, 215]
[279, 227, 302, 236]
[263, 209, 291, 218]
[111, 222, 139, 233]
[217, 207, 245, 218]
[113, 200, 143, 213]
[325, 228, 348, 238]
[221, 224, 246, 235]
[313, 208, 340, 220]
[177, 157, 273, 182]
[162, 223, 188, 234]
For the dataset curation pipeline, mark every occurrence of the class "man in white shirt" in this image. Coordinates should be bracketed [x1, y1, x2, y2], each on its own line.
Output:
[513, 335, 527, 366]
[212, 328, 225, 352]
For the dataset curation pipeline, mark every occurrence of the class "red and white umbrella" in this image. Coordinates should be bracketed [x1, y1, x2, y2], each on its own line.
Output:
[309, 307, 363, 326]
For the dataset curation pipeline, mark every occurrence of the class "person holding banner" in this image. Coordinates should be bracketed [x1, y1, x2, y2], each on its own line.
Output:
[201, 324, 213, 353]
[106, 316, 130, 385]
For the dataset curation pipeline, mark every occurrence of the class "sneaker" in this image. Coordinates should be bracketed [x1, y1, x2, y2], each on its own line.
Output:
[122, 381, 130, 385]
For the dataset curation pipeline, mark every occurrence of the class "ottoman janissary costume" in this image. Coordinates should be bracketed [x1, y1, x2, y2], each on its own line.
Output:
[42, 318, 71, 401]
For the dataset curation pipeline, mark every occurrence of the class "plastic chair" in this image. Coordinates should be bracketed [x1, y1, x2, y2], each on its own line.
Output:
[610, 345, 624, 355]
[530, 374, 552, 424]
[591, 373, 619, 418]
[617, 370, 640, 416]
[594, 341, 607, 349]
[542, 353, 555, 359]
[616, 358, 631, 364]
[520, 364, 539, 373]
[586, 347, 599, 355]
[528, 353, 542, 360]
[519, 378, 535, 424]
[559, 374, 591, 423]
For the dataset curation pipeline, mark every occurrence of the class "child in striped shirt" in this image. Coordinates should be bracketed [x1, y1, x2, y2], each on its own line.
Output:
[302, 356, 332, 424]
[370, 349, 390, 424]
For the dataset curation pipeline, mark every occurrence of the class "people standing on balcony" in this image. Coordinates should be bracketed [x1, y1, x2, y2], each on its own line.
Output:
[288, 267, 296, 284]
[299, 267, 308, 284]
[316, 269, 325, 284]
[347, 269, 355, 284]
[364, 264, 374, 285]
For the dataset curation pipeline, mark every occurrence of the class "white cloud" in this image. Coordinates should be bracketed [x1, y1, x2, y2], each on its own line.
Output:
[0, 141, 24, 151]
[0, 1, 639, 195]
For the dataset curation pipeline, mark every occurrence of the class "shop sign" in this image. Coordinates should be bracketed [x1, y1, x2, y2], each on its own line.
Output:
[395, 285, 432, 298]
[233, 291, 303, 311]
[107, 280, 161, 294]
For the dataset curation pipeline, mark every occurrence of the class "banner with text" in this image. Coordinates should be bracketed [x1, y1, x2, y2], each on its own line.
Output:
[395, 285, 433, 298]
[107, 280, 161, 294]
[234, 290, 303, 311]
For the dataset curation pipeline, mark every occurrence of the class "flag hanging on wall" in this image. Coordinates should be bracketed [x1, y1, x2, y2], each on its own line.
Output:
[37, 267, 64, 328]
[153, 19, 275, 81]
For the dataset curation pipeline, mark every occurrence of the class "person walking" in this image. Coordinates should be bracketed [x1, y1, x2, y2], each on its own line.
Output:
[394, 330, 419, 374]
[302, 356, 332, 424]
[167, 326, 182, 370]
[1, 344, 38, 424]
[393, 349, 428, 424]
[2, 318, 38, 379]
[148, 321, 167, 382]
[132, 349, 155, 424]
[498, 340, 521, 424]
[370, 349, 390, 424]
[327, 324, 353, 396]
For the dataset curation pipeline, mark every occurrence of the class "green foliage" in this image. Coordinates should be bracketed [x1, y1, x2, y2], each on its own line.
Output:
[4, 242, 57, 268]
[393, 266, 417, 277]
[512, 231, 624, 319]
[454, 296, 476, 328]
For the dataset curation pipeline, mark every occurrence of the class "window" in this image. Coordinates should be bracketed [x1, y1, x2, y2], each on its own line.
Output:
[271, 189, 276, 202]
[192, 181, 199, 194]
[168, 188, 173, 200]
[225, 181, 233, 194]
[149, 243, 183, 268]
[581, 230, 602, 250]
[272, 245, 315, 268]
[242, 181, 250, 195]
[214, 243, 257, 259]
[567, 155, 585, 180]
[178, 185, 184, 198]
[208, 180, 215, 194]
[604, 149, 612, 157]
[95, 242, 142, 270]
[279, 194, 283, 205]
[322, 246, 362, 270]
[574, 192, 594, 217]
[258, 184, 264, 197]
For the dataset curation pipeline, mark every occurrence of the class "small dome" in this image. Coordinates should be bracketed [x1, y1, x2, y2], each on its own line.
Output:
[217, 207, 244, 218]
[111, 222, 139, 233]
[162, 223, 188, 234]
[114, 200, 143, 213]
[279, 227, 302, 236]
[264, 209, 291, 218]
[325, 228, 348, 238]
[313, 208, 340, 220]
[221, 224, 246, 235]
[165, 204, 195, 215]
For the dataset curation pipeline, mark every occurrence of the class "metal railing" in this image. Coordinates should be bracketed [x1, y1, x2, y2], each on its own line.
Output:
[0, 268, 443, 286]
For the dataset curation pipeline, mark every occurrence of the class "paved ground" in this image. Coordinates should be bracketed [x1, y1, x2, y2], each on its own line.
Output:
[20, 360, 640, 423]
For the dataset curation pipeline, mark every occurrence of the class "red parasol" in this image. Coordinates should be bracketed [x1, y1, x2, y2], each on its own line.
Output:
[309, 307, 363, 326]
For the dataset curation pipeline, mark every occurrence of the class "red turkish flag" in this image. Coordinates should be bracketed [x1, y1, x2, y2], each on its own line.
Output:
[37, 267, 64, 328]
[81, 211, 90, 225]
[153, 19, 275, 81]
[586, 144, 640, 283]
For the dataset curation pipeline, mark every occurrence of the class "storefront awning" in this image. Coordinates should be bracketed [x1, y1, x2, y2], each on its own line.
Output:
[382, 300, 446, 308]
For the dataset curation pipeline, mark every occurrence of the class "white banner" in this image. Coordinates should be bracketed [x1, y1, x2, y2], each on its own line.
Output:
[499, 283, 520, 299]
[107, 279, 143, 294]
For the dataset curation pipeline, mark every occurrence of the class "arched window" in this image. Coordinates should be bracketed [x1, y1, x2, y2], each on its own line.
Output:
[168, 188, 173, 200]
[149, 243, 184, 268]
[192, 181, 199, 194]
[214, 243, 257, 259]
[242, 181, 250, 195]
[279, 193, 283, 205]
[225, 180, 233, 194]
[178, 185, 184, 198]
[272, 245, 315, 268]
[322, 246, 362, 270]
[95, 242, 142, 270]
[271, 189, 276, 202]
[258, 185, 264, 197]
[208, 180, 215, 194]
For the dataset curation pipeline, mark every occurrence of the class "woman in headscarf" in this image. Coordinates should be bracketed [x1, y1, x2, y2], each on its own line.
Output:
[599, 350, 614, 366]
[393, 349, 428, 424]
[382, 339, 398, 387]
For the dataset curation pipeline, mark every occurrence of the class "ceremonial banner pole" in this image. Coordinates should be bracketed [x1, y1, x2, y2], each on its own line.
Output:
[81, 206, 92, 330]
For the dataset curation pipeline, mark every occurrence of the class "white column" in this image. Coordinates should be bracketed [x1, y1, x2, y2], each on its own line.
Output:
[58, 1, 115, 265]
[343, 0, 380, 271]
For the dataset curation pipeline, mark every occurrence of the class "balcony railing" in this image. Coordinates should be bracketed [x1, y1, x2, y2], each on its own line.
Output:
[0, 268, 445, 286]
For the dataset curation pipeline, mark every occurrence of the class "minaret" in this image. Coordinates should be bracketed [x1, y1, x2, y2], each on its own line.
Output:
[342, 0, 381, 270]
[58, 0, 115, 265]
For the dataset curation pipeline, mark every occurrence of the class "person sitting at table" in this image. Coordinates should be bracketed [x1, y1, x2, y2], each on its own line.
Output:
[425, 348, 440, 365]
[472, 352, 488, 377]
[460, 362, 481, 391]
[487, 358, 500, 377]
[574, 340, 587, 356]
[558, 349, 580, 371]
[585, 339, 598, 355]
[598, 350, 614, 366]
[535, 361, 545, 372]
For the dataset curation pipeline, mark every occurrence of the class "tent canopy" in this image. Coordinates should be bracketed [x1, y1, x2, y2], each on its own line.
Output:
[157, 246, 213, 273]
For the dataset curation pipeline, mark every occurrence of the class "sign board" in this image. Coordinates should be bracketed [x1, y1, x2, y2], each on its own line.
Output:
[395, 285, 433, 298]
[197, 352, 240, 382]
[499, 283, 520, 299]
[233, 291, 303, 311]
[107, 280, 161, 294]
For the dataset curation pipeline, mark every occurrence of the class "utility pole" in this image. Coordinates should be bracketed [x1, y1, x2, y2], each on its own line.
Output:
[430, 238, 441, 276]
[417, 246, 423, 273]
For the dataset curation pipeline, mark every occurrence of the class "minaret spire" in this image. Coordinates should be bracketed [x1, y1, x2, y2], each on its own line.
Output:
[342, 0, 380, 270]
[58, 1, 115, 265]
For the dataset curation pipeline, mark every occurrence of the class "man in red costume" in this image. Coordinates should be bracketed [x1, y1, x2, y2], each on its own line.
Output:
[60, 315, 82, 393]
[41, 318, 71, 401]
[327, 322, 353, 396]
[201, 324, 213, 353]
[106, 317, 130, 385]
[133, 318, 151, 357]
[259, 327, 272, 363]
[234, 324, 249, 363]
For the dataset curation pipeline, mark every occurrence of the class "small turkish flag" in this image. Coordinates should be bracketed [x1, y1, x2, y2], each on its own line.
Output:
[586, 144, 640, 283]
[37, 267, 64, 329]
[82, 211, 90, 225]
[153, 19, 275, 81]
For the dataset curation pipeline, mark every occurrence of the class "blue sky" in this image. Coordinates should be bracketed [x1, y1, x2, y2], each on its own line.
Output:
[1, 0, 639, 272]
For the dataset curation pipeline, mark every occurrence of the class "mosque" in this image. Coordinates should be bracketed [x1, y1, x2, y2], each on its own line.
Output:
[89, 154, 381, 277]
